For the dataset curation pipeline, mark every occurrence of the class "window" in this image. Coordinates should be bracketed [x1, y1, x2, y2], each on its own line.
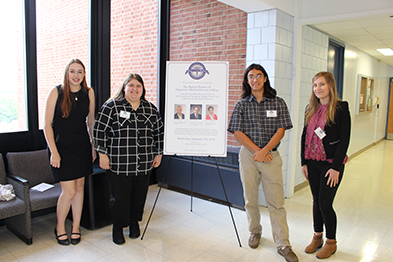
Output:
[0, 1, 27, 133]
[36, 0, 89, 129]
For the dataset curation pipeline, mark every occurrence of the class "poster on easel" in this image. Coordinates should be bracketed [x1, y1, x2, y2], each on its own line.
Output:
[164, 61, 229, 157]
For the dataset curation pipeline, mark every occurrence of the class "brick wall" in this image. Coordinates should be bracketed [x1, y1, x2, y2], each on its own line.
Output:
[170, 0, 247, 147]
[35, 0, 159, 127]
[111, 0, 158, 104]
[27, 0, 245, 147]
[36, 0, 89, 128]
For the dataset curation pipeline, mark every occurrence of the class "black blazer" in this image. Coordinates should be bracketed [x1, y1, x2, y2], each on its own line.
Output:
[301, 101, 351, 171]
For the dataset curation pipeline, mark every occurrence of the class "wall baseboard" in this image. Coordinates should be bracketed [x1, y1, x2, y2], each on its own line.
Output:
[294, 181, 308, 192]
[348, 138, 385, 162]
[295, 138, 386, 193]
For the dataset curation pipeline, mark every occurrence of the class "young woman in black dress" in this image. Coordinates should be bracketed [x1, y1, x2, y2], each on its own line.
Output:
[43, 58, 96, 245]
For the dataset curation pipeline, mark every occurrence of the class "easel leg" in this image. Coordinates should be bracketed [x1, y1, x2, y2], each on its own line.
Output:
[141, 155, 242, 247]
[214, 157, 242, 247]
[190, 156, 194, 212]
[141, 156, 173, 240]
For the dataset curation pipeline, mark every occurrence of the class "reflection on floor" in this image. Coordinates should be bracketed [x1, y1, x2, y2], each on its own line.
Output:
[1, 140, 392, 262]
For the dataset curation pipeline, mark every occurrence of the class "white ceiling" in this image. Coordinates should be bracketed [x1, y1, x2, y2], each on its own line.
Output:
[218, 0, 393, 66]
[311, 14, 393, 66]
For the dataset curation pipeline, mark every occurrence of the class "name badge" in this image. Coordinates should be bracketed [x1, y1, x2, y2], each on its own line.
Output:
[120, 110, 130, 119]
[314, 127, 326, 139]
[267, 110, 277, 117]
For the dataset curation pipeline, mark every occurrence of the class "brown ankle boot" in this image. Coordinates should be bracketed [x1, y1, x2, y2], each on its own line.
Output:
[316, 239, 337, 259]
[305, 234, 323, 253]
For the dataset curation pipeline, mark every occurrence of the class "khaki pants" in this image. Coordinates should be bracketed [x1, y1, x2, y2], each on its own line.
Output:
[239, 146, 290, 248]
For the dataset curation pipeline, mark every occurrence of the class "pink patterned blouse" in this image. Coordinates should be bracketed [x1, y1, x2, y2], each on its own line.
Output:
[305, 104, 348, 164]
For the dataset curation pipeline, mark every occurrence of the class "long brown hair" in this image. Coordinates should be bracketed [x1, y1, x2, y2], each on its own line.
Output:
[111, 73, 146, 101]
[305, 71, 341, 126]
[61, 58, 88, 118]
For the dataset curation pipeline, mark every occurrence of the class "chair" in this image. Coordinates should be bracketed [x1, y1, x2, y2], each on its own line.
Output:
[6, 149, 61, 214]
[0, 154, 32, 244]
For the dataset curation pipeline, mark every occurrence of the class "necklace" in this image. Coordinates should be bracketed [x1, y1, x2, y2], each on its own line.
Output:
[73, 90, 80, 101]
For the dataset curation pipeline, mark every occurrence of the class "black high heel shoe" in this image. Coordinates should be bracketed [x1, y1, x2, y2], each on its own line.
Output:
[54, 228, 70, 245]
[70, 227, 81, 245]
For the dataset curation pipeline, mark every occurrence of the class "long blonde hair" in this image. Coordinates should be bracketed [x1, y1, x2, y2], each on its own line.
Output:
[305, 71, 341, 126]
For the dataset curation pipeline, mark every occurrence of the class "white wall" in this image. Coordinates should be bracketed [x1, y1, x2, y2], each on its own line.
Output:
[218, 0, 295, 16]
[343, 45, 392, 155]
[246, 9, 295, 204]
[245, 12, 393, 198]
[242, 4, 393, 199]
[298, 0, 393, 21]
[291, 26, 393, 188]
[219, 0, 393, 23]
[292, 26, 329, 187]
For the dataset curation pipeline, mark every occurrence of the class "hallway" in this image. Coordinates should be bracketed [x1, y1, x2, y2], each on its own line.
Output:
[1, 140, 392, 261]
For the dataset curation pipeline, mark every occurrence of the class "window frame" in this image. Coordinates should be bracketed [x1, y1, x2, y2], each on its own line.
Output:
[0, 0, 112, 154]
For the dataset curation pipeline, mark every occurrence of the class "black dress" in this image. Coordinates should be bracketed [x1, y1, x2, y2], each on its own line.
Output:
[49, 85, 93, 182]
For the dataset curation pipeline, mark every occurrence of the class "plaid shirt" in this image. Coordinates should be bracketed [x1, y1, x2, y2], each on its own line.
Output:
[93, 98, 164, 176]
[228, 95, 293, 149]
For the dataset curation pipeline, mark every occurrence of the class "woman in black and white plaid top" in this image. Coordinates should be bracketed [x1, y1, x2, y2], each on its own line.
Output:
[93, 73, 163, 245]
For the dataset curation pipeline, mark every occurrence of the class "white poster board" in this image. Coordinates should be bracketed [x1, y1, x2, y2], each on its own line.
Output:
[164, 61, 229, 157]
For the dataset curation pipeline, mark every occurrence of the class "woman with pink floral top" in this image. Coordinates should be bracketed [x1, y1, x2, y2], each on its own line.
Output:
[301, 71, 351, 259]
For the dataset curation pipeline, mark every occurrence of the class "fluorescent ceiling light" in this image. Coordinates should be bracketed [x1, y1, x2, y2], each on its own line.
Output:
[376, 48, 393, 56]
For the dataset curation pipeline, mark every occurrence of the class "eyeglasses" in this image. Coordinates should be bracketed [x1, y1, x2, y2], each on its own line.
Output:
[248, 74, 263, 80]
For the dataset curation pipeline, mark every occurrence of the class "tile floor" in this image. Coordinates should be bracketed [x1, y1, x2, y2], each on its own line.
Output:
[1, 140, 392, 262]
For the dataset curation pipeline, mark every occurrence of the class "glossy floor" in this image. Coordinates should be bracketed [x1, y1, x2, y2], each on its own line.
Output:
[1, 140, 392, 262]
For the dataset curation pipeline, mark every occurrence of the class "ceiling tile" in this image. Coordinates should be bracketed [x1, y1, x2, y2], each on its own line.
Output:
[312, 15, 393, 65]
[365, 25, 393, 35]
[313, 20, 361, 31]
[328, 28, 369, 38]
[355, 16, 393, 27]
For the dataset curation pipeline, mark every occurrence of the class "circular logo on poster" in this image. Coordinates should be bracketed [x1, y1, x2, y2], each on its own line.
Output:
[185, 62, 209, 80]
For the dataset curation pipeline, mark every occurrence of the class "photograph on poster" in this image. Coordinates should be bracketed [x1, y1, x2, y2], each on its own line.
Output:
[164, 61, 229, 157]
[174, 104, 186, 120]
[206, 105, 218, 120]
[190, 104, 202, 120]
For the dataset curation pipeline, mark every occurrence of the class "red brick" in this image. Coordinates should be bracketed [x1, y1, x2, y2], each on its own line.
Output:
[33, 0, 245, 147]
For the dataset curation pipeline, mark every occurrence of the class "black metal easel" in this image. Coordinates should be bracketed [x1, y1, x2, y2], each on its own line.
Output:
[141, 155, 242, 247]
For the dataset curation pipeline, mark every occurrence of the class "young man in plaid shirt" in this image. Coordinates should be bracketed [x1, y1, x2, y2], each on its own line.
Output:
[228, 64, 298, 262]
